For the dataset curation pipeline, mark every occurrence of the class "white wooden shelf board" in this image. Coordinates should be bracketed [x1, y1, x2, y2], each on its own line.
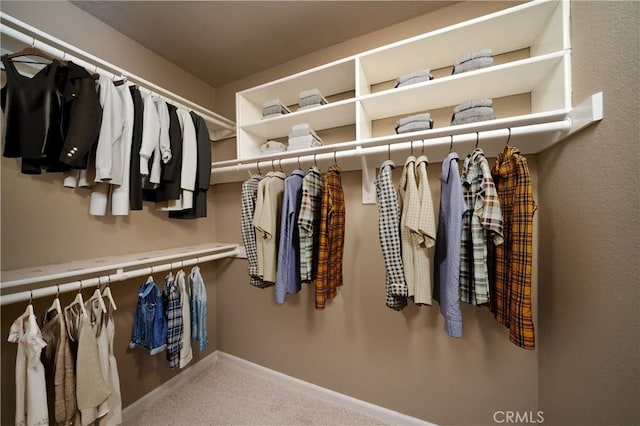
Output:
[239, 57, 356, 107]
[360, 52, 567, 120]
[240, 99, 356, 140]
[357, 0, 561, 84]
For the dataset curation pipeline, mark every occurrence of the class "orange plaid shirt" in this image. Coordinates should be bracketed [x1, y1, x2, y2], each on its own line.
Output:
[489, 145, 537, 349]
[315, 165, 345, 309]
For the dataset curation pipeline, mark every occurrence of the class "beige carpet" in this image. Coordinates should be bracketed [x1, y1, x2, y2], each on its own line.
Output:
[126, 359, 389, 426]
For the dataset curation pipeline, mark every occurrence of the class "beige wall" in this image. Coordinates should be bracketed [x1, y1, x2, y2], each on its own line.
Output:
[537, 1, 640, 425]
[0, 2, 220, 425]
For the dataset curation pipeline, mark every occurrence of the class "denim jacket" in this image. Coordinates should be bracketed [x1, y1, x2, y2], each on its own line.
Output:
[129, 277, 167, 355]
[189, 266, 208, 350]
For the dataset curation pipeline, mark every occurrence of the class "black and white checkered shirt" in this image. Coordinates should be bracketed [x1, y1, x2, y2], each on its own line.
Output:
[241, 174, 266, 287]
[375, 160, 408, 310]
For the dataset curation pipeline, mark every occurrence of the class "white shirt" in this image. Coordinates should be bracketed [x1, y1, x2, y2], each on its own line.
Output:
[176, 270, 193, 368]
[110, 84, 135, 216]
[94, 76, 125, 184]
[139, 92, 161, 185]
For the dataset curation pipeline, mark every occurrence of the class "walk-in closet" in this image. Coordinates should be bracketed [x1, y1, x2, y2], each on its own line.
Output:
[1, 1, 638, 425]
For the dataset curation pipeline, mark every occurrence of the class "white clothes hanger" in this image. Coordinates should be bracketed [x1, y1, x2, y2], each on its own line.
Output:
[46, 285, 62, 316]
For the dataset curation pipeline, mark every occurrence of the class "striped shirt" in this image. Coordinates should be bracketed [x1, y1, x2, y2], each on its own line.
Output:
[460, 148, 504, 306]
[163, 274, 183, 369]
[375, 160, 408, 311]
[490, 145, 537, 349]
[315, 165, 345, 309]
[298, 166, 323, 283]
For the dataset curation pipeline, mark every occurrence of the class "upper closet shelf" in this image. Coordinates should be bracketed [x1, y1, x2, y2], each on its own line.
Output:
[0, 12, 235, 141]
[0, 243, 241, 305]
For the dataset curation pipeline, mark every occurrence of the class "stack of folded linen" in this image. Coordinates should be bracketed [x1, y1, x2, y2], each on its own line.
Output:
[395, 68, 433, 88]
[288, 123, 323, 151]
[262, 99, 291, 119]
[452, 49, 494, 75]
[450, 99, 495, 125]
[298, 89, 328, 111]
[395, 112, 434, 134]
[259, 140, 287, 155]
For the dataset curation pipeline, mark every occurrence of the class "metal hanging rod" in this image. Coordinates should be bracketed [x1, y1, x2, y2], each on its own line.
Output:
[0, 12, 235, 141]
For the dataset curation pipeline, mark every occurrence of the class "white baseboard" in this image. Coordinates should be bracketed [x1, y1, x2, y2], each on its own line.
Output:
[124, 350, 436, 426]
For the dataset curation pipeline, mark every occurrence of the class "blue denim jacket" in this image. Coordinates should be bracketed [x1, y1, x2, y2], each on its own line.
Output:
[189, 267, 208, 350]
[129, 277, 167, 355]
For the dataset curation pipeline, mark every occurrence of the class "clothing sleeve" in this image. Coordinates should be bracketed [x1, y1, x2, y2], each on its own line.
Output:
[177, 109, 198, 192]
[94, 76, 124, 182]
[156, 99, 172, 164]
[477, 160, 504, 245]
[139, 93, 160, 177]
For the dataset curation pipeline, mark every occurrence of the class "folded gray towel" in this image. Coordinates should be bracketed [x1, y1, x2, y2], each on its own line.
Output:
[289, 123, 320, 139]
[451, 113, 495, 126]
[395, 75, 433, 88]
[299, 88, 324, 98]
[452, 56, 494, 75]
[395, 112, 432, 128]
[395, 69, 432, 85]
[453, 99, 493, 114]
[453, 49, 493, 67]
[288, 134, 323, 151]
[396, 120, 433, 134]
[452, 106, 494, 121]
[299, 94, 328, 108]
[263, 99, 285, 109]
[262, 104, 291, 117]
[259, 140, 287, 155]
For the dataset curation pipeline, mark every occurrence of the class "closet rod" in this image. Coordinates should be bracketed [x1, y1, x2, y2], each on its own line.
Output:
[0, 12, 235, 140]
[212, 119, 572, 176]
[0, 248, 241, 306]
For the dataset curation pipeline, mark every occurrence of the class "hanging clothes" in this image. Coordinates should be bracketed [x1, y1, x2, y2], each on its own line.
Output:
[298, 166, 323, 284]
[490, 145, 537, 349]
[163, 273, 183, 369]
[1, 55, 63, 175]
[102, 296, 122, 426]
[40, 307, 76, 425]
[241, 173, 265, 288]
[8, 304, 49, 426]
[253, 171, 286, 285]
[139, 92, 161, 192]
[434, 152, 466, 338]
[275, 169, 305, 304]
[174, 108, 198, 210]
[175, 269, 193, 368]
[129, 277, 167, 355]
[155, 103, 183, 204]
[460, 148, 504, 306]
[110, 84, 135, 216]
[128, 86, 144, 210]
[375, 160, 408, 311]
[315, 165, 346, 309]
[189, 266, 209, 351]
[415, 155, 437, 303]
[93, 75, 125, 184]
[84, 295, 111, 421]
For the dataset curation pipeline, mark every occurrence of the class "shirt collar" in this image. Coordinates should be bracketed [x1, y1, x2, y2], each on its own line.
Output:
[440, 152, 460, 183]
[494, 145, 521, 177]
[290, 169, 305, 178]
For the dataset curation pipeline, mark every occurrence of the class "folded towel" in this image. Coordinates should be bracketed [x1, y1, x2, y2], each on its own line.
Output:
[395, 75, 433, 89]
[395, 69, 432, 85]
[452, 56, 494, 75]
[453, 49, 493, 67]
[288, 134, 323, 151]
[299, 94, 328, 108]
[396, 120, 433, 134]
[259, 140, 287, 155]
[395, 112, 432, 128]
[263, 111, 287, 119]
[262, 104, 291, 117]
[289, 123, 320, 139]
[299, 88, 324, 98]
[451, 113, 495, 126]
[453, 99, 493, 114]
[452, 106, 494, 121]
[263, 99, 285, 109]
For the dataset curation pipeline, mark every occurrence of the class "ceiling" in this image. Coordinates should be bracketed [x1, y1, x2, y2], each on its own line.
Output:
[71, 1, 454, 88]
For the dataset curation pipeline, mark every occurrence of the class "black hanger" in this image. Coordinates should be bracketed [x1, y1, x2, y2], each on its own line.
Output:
[278, 158, 284, 172]
[313, 153, 318, 168]
[421, 139, 425, 155]
[256, 161, 262, 175]
[475, 131, 480, 149]
[506, 128, 512, 146]
[449, 135, 454, 153]
[388, 144, 391, 160]
[333, 151, 338, 166]
[297, 156, 302, 170]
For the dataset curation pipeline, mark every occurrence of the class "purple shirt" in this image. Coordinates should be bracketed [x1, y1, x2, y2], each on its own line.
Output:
[434, 152, 466, 337]
[275, 169, 305, 304]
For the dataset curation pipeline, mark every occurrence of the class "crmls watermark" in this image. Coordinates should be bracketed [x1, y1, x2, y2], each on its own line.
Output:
[493, 410, 544, 424]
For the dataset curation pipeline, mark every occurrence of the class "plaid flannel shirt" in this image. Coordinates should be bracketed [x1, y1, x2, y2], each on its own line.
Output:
[241, 174, 266, 287]
[315, 165, 345, 309]
[298, 166, 323, 283]
[460, 148, 504, 306]
[489, 145, 537, 349]
[375, 160, 408, 310]
[163, 274, 183, 369]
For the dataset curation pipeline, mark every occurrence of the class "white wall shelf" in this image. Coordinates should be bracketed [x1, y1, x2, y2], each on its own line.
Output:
[216, 1, 602, 204]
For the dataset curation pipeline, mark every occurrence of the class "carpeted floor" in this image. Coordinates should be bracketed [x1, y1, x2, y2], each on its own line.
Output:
[126, 359, 389, 426]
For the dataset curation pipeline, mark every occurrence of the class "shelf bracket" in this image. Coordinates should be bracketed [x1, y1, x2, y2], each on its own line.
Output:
[358, 146, 377, 205]
[564, 92, 604, 140]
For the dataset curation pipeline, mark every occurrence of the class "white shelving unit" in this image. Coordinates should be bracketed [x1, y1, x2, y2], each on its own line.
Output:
[213, 0, 603, 203]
